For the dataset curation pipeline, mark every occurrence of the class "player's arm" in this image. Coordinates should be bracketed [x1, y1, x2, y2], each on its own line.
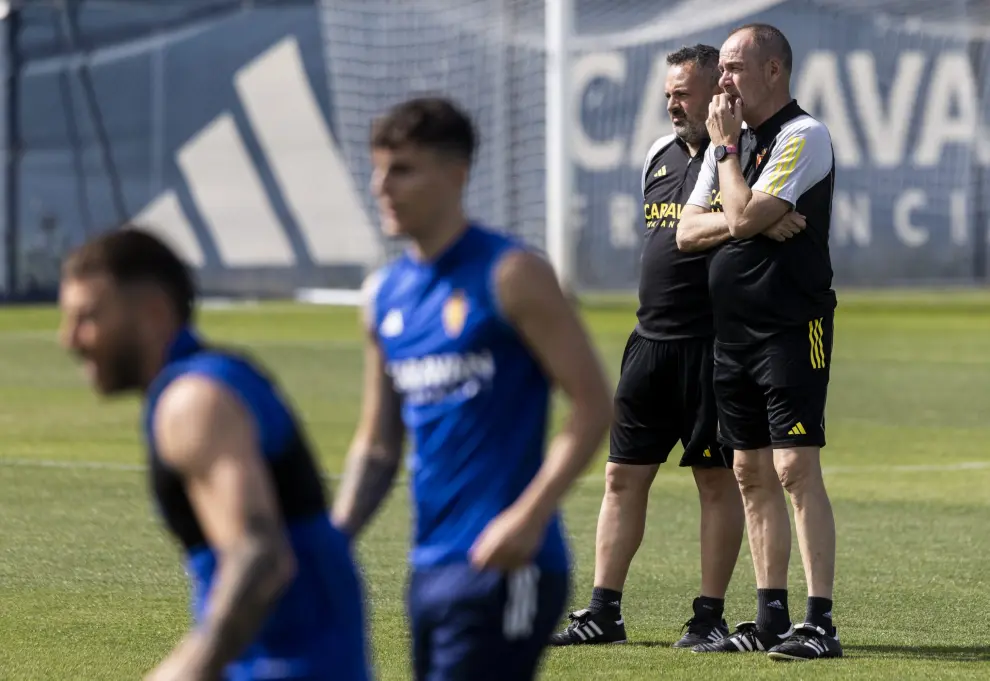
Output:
[677, 206, 731, 252]
[331, 278, 405, 538]
[471, 251, 611, 569]
[677, 146, 731, 252]
[718, 126, 833, 240]
[498, 251, 612, 517]
[151, 375, 296, 678]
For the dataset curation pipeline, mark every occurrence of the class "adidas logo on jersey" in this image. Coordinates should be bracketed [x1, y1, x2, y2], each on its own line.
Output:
[788, 422, 807, 436]
[380, 309, 404, 338]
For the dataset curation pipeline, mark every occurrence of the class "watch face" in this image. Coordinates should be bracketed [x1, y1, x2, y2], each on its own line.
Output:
[714, 145, 726, 162]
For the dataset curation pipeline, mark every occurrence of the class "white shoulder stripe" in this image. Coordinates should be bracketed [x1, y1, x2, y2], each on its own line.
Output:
[361, 267, 386, 334]
[641, 133, 678, 195]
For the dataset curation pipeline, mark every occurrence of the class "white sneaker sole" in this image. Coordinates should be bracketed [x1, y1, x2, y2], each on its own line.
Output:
[768, 650, 842, 661]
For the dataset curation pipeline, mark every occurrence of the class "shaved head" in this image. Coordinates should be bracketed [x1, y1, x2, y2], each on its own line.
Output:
[718, 23, 794, 127]
[728, 23, 793, 75]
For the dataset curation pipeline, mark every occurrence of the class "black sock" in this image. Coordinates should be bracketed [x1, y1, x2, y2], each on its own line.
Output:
[756, 589, 791, 635]
[806, 597, 834, 633]
[589, 587, 622, 616]
[693, 596, 725, 621]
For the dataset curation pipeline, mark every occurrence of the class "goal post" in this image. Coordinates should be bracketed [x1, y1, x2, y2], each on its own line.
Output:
[309, 0, 577, 302]
[544, 0, 575, 290]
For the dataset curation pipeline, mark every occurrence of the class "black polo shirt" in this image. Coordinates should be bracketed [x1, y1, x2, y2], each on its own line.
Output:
[636, 134, 717, 341]
[687, 100, 837, 345]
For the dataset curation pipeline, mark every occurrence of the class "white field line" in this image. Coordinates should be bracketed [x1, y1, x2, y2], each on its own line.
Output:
[1, 457, 987, 482]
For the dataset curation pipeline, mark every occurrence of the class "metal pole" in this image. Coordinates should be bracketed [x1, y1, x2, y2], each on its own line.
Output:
[4, 3, 20, 297]
[969, 35, 988, 283]
[544, 0, 573, 289]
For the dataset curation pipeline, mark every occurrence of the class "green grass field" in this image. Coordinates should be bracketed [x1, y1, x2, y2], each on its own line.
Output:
[1, 293, 988, 680]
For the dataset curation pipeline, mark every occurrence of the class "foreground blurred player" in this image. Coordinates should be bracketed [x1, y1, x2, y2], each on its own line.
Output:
[332, 97, 613, 680]
[551, 44, 744, 649]
[59, 229, 370, 681]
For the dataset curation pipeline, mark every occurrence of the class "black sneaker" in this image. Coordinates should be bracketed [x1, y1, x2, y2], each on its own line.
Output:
[549, 608, 627, 646]
[767, 623, 843, 661]
[691, 621, 794, 653]
[672, 616, 730, 648]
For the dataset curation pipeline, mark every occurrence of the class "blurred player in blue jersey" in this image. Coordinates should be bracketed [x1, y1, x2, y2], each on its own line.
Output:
[58, 229, 371, 681]
[332, 96, 613, 681]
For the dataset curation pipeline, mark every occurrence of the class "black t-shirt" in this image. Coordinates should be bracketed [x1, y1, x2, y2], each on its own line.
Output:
[687, 100, 838, 345]
[636, 135, 718, 341]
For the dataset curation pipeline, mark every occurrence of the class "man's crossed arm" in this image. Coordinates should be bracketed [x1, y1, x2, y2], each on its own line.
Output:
[677, 204, 806, 253]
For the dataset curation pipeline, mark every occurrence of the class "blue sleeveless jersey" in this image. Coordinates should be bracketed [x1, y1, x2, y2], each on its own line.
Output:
[373, 225, 569, 572]
[143, 328, 370, 681]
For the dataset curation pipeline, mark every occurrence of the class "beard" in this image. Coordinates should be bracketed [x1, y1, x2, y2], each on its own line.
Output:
[89, 338, 146, 395]
[673, 118, 709, 147]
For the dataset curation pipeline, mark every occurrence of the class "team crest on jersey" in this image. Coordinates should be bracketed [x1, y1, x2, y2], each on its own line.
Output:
[442, 290, 469, 338]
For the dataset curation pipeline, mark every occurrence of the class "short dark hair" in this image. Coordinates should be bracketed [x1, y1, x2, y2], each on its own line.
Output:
[666, 44, 721, 85]
[62, 226, 196, 323]
[729, 23, 793, 73]
[370, 96, 476, 164]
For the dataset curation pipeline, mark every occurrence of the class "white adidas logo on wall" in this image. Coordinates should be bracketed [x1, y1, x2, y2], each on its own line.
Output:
[134, 36, 382, 269]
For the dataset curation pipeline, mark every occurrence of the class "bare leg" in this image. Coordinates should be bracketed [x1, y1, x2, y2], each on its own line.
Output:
[693, 466, 744, 599]
[593, 462, 659, 590]
[774, 447, 835, 599]
[734, 448, 790, 589]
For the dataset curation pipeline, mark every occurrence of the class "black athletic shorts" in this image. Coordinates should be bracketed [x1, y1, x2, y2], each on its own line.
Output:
[609, 330, 732, 468]
[713, 313, 834, 451]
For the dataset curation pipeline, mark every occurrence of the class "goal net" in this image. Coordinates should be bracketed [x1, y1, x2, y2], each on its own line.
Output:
[6, 0, 990, 299]
[319, 0, 990, 292]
